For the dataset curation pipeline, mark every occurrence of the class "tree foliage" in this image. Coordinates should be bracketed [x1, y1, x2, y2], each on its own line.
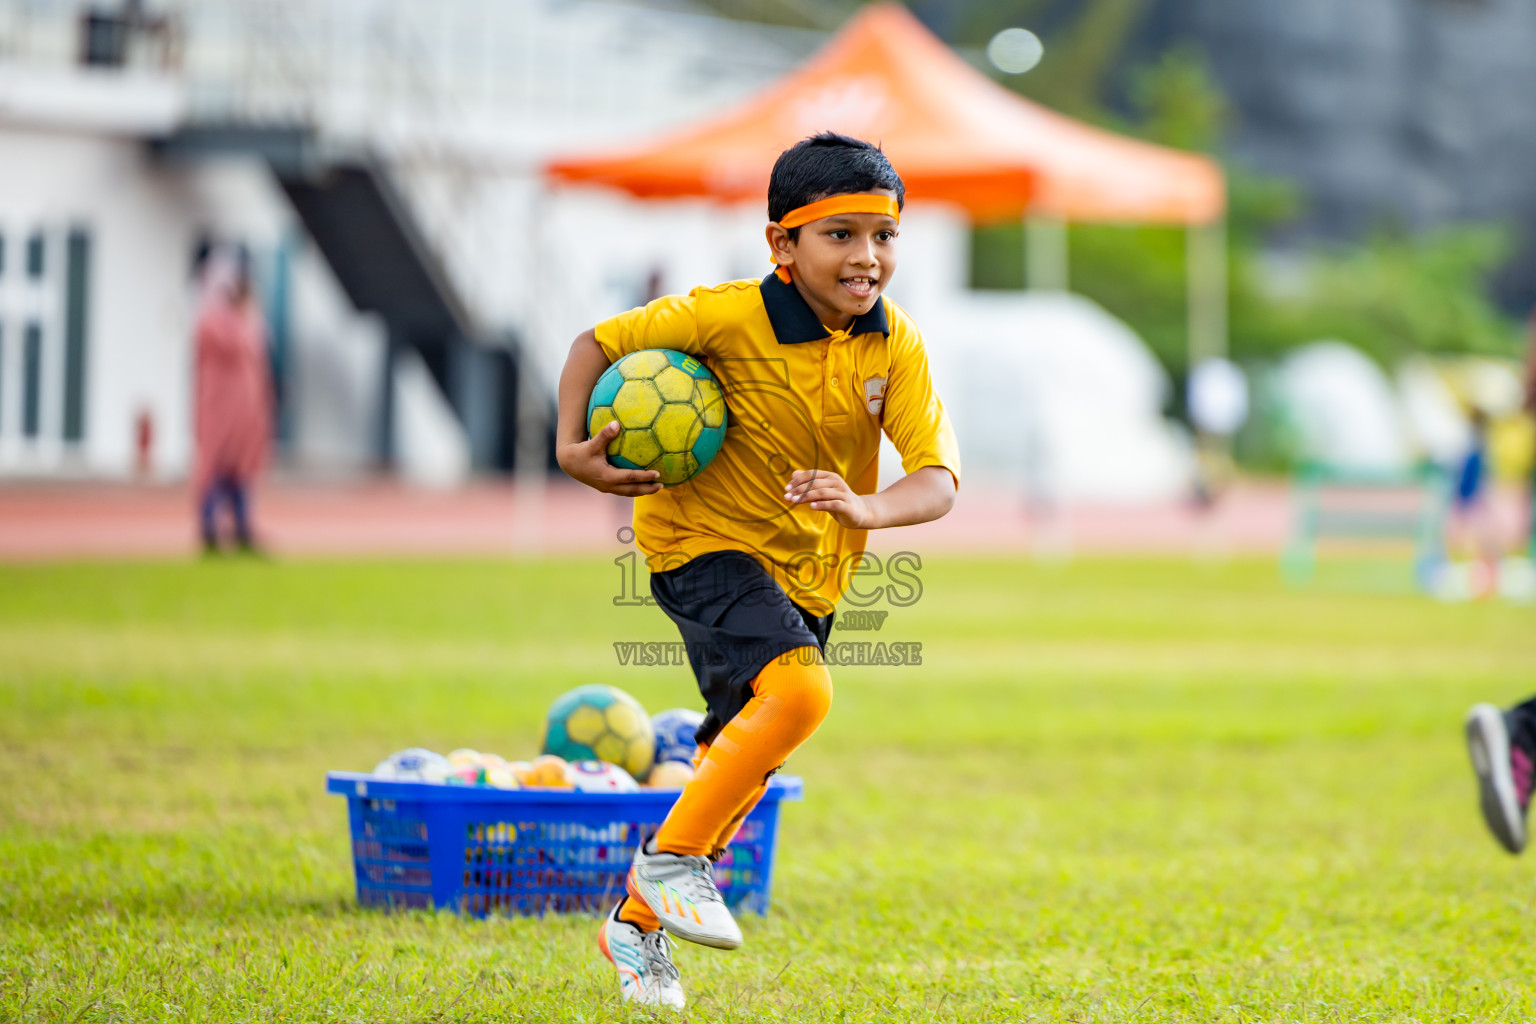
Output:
[971, 40, 1522, 384]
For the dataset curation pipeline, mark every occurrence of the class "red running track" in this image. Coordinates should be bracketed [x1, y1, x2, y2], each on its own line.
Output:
[0, 477, 1298, 562]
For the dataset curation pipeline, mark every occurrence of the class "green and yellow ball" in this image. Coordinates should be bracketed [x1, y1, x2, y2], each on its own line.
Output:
[541, 684, 656, 781]
[587, 349, 728, 487]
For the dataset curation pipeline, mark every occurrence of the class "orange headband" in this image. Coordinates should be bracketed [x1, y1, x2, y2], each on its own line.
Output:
[772, 194, 901, 282]
[777, 193, 901, 230]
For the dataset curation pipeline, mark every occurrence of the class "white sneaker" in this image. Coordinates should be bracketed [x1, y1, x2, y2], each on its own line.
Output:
[597, 902, 686, 1008]
[627, 842, 743, 950]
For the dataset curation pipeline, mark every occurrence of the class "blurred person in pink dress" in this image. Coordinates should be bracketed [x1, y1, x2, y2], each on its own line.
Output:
[193, 245, 272, 554]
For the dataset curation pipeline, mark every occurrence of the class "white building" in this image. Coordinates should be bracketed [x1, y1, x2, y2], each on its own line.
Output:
[0, 0, 816, 481]
[0, 0, 1194, 500]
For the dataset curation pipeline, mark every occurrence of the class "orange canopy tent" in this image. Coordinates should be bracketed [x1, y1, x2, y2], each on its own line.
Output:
[546, 3, 1228, 360]
[547, 3, 1223, 225]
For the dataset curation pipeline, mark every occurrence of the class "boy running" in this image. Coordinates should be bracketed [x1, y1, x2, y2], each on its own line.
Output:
[555, 133, 959, 1007]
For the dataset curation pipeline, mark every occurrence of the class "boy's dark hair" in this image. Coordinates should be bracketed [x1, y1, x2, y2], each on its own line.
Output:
[768, 132, 905, 241]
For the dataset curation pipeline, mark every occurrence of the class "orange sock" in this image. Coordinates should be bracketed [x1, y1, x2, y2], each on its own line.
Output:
[616, 747, 726, 933]
[709, 782, 767, 857]
[653, 648, 832, 857]
[683, 744, 765, 856]
[616, 893, 661, 932]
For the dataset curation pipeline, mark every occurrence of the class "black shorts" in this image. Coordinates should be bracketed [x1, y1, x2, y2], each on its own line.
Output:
[649, 550, 834, 746]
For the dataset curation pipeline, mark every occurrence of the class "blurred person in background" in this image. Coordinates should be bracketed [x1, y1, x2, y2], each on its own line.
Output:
[1447, 407, 1499, 590]
[1186, 357, 1249, 510]
[193, 244, 273, 555]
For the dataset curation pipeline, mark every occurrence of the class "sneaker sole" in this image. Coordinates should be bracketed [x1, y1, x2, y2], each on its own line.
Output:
[627, 872, 742, 950]
[1465, 703, 1526, 854]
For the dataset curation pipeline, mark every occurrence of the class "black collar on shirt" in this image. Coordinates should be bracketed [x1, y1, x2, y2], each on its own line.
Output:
[758, 271, 890, 345]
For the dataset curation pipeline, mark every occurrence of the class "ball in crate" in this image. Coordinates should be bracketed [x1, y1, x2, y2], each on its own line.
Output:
[645, 760, 696, 789]
[651, 708, 705, 767]
[586, 349, 728, 486]
[447, 765, 484, 786]
[483, 766, 521, 790]
[475, 752, 509, 771]
[372, 747, 452, 783]
[542, 685, 655, 781]
[568, 759, 640, 793]
[524, 754, 573, 788]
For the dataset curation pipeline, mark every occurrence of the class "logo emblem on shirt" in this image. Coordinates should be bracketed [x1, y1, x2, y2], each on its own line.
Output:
[864, 377, 887, 416]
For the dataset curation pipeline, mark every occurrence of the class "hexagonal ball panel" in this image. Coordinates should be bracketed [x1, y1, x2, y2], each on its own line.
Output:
[649, 451, 699, 486]
[566, 705, 606, 746]
[653, 365, 695, 403]
[605, 701, 642, 738]
[627, 736, 654, 772]
[614, 379, 663, 428]
[593, 734, 628, 765]
[693, 421, 724, 469]
[617, 428, 662, 468]
[589, 366, 624, 408]
[652, 404, 702, 453]
[693, 379, 725, 428]
[589, 406, 619, 454]
[617, 350, 671, 380]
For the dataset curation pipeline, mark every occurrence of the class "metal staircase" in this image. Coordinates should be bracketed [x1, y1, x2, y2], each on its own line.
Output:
[149, 0, 530, 472]
[276, 158, 521, 471]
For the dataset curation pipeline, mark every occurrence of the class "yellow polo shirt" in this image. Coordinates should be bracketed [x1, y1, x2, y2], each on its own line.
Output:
[594, 273, 960, 616]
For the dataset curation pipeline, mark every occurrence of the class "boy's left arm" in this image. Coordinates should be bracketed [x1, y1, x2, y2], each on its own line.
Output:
[785, 316, 960, 529]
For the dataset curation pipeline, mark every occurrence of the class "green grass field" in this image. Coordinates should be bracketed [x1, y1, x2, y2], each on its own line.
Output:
[3, 556, 1535, 1022]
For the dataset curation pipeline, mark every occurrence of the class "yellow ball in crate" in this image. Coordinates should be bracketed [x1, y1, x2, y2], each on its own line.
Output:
[484, 766, 521, 789]
[525, 754, 573, 788]
[645, 760, 696, 789]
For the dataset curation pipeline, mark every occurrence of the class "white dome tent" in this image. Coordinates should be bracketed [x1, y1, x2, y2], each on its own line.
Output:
[1272, 341, 1412, 473]
[892, 291, 1194, 503]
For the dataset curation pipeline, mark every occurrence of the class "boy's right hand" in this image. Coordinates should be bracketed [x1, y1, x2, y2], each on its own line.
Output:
[557, 420, 663, 496]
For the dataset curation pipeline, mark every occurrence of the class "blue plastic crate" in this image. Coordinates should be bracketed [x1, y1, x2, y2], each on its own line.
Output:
[325, 772, 803, 917]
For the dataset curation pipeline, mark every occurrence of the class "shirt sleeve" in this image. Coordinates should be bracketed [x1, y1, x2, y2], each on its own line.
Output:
[881, 312, 961, 490]
[593, 291, 702, 363]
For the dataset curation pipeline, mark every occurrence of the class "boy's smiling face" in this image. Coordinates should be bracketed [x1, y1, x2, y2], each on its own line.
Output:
[766, 189, 900, 332]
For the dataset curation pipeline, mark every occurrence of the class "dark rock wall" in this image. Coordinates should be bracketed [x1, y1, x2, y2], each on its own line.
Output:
[1146, 0, 1536, 308]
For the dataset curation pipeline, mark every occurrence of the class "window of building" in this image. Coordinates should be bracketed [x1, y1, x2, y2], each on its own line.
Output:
[22, 321, 42, 438]
[63, 229, 91, 443]
[26, 232, 44, 279]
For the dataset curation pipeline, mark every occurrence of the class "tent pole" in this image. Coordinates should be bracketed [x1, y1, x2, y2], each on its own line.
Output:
[1025, 213, 1068, 291]
[1186, 216, 1227, 366]
[1187, 216, 1231, 496]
